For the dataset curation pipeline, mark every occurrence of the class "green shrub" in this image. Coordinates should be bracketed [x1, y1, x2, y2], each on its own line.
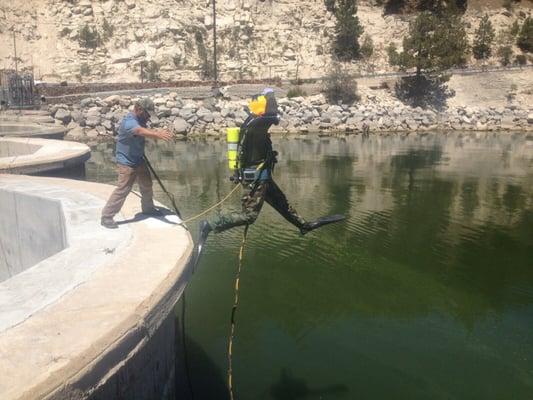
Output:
[322, 62, 359, 104]
[80, 63, 91, 76]
[324, 0, 336, 12]
[360, 34, 374, 59]
[510, 20, 521, 38]
[517, 16, 533, 53]
[386, 43, 399, 65]
[78, 24, 99, 49]
[140, 60, 161, 82]
[102, 18, 114, 42]
[287, 86, 307, 98]
[502, 0, 520, 11]
[59, 27, 71, 38]
[497, 45, 513, 66]
[515, 54, 527, 66]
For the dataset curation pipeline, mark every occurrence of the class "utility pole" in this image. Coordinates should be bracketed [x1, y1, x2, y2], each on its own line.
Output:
[212, 0, 218, 86]
[12, 29, 18, 76]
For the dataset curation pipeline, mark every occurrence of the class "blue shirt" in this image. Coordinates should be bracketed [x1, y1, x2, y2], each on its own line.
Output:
[116, 112, 145, 167]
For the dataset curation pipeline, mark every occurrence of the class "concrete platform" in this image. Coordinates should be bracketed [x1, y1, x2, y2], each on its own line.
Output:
[0, 111, 54, 124]
[0, 175, 194, 400]
[0, 137, 90, 174]
[0, 122, 66, 139]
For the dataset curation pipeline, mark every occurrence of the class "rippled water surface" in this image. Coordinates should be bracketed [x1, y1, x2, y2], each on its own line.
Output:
[87, 132, 533, 399]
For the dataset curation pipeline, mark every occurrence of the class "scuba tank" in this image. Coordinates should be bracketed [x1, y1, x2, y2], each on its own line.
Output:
[227, 123, 264, 184]
[227, 127, 240, 172]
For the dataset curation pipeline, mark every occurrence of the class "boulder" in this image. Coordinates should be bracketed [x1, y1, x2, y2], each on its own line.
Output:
[65, 126, 85, 140]
[103, 95, 121, 105]
[179, 108, 194, 119]
[157, 106, 171, 118]
[80, 97, 94, 108]
[197, 107, 214, 122]
[102, 119, 113, 130]
[85, 116, 101, 127]
[86, 129, 99, 138]
[71, 110, 83, 123]
[55, 108, 71, 124]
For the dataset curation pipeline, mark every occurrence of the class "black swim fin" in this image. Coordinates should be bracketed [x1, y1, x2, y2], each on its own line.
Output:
[300, 214, 345, 235]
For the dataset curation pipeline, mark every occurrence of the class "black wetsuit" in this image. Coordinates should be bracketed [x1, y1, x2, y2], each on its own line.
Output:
[208, 110, 308, 233]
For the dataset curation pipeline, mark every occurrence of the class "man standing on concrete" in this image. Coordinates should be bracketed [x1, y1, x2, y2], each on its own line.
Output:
[101, 98, 173, 229]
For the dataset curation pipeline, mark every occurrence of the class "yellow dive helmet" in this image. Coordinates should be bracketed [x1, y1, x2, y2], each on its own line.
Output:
[248, 95, 267, 116]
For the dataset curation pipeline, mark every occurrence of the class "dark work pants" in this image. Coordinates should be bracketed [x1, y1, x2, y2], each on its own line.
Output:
[209, 179, 307, 233]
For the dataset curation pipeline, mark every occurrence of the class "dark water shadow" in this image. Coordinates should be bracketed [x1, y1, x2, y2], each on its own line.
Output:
[32, 164, 87, 180]
[177, 336, 230, 400]
[270, 369, 349, 400]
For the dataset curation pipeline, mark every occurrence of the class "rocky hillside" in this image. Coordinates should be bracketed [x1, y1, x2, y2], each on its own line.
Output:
[0, 0, 531, 83]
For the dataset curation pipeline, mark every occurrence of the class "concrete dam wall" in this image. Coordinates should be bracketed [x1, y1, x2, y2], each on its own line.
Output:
[0, 190, 66, 282]
[0, 175, 194, 400]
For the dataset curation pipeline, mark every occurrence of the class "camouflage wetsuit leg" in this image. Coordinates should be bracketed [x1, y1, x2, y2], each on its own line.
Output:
[209, 179, 307, 233]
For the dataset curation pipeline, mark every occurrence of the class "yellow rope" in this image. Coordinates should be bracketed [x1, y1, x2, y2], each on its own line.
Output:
[227, 224, 249, 400]
[181, 183, 241, 225]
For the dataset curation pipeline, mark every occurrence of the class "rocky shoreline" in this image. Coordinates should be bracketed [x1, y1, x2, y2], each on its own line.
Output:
[48, 92, 533, 142]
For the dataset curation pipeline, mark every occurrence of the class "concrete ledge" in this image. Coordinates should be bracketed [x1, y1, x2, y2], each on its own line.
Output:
[0, 122, 66, 139]
[0, 175, 194, 400]
[0, 112, 55, 124]
[0, 137, 91, 174]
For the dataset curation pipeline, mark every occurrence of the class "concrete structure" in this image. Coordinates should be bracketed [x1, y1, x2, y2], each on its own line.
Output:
[0, 113, 55, 124]
[0, 137, 90, 174]
[0, 122, 66, 139]
[0, 175, 194, 400]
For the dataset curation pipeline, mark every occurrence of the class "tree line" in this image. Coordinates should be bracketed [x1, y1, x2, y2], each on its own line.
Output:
[322, 0, 532, 106]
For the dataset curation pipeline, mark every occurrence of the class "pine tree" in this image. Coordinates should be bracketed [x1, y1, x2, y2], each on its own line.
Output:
[333, 0, 363, 60]
[391, 11, 468, 76]
[389, 11, 468, 109]
[473, 14, 495, 60]
[517, 16, 533, 53]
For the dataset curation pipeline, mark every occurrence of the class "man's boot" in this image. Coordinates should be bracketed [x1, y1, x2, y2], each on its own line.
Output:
[299, 214, 345, 235]
[101, 216, 118, 229]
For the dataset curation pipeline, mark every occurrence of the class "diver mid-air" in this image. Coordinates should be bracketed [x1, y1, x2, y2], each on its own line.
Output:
[195, 88, 345, 261]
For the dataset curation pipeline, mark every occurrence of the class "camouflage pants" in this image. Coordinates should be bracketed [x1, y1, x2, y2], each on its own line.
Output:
[209, 179, 307, 233]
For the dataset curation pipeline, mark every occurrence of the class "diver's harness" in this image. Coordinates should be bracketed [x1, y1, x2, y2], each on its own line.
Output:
[229, 113, 279, 189]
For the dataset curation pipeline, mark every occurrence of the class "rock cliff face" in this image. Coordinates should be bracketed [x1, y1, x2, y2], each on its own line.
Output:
[0, 0, 530, 82]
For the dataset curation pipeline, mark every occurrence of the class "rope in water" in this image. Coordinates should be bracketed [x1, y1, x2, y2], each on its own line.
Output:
[143, 154, 241, 225]
[227, 224, 249, 400]
[181, 184, 241, 225]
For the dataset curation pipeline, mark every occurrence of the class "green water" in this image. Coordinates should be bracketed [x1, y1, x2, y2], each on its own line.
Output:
[87, 132, 533, 400]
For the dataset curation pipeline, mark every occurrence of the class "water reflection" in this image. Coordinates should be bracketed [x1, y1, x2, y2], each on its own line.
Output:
[86, 132, 533, 399]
